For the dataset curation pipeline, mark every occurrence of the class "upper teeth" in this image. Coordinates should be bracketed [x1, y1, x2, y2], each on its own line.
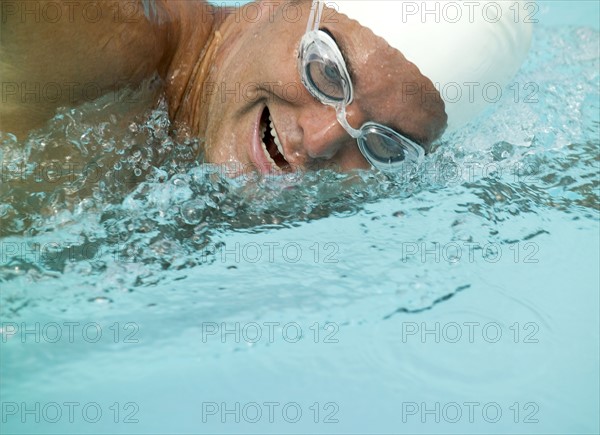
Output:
[269, 115, 285, 157]
[260, 113, 285, 169]
[259, 123, 276, 168]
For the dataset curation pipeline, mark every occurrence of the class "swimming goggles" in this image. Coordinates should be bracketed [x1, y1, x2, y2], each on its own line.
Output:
[298, 0, 425, 173]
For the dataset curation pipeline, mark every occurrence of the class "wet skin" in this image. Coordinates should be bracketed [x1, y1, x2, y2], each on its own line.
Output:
[0, 0, 447, 173]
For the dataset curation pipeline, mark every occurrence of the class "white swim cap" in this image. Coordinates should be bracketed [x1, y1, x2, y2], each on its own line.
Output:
[331, 0, 534, 131]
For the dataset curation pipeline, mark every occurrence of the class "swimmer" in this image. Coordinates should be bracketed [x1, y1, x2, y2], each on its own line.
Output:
[0, 0, 533, 174]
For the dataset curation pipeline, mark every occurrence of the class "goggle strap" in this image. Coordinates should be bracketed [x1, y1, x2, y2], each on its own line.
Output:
[307, 0, 324, 34]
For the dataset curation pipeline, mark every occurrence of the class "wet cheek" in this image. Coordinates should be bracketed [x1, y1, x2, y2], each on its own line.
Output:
[336, 146, 371, 171]
[347, 157, 371, 171]
[203, 119, 231, 164]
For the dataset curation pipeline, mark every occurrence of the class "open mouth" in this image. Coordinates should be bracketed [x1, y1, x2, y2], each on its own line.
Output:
[259, 107, 290, 171]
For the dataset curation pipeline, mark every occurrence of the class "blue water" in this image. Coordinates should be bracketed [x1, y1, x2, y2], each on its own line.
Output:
[1, 1, 599, 434]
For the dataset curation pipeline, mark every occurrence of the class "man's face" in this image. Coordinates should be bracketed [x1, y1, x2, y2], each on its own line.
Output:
[199, 0, 447, 174]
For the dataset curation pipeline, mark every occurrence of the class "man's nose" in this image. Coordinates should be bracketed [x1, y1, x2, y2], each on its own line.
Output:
[296, 104, 363, 160]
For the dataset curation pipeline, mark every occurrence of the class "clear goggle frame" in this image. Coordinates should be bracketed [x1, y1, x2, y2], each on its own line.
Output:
[298, 0, 425, 173]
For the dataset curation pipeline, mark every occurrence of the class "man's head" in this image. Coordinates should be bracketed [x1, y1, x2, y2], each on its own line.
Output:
[176, 0, 531, 174]
[187, 0, 446, 174]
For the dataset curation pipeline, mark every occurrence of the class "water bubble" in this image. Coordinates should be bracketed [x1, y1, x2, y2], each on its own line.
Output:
[149, 168, 168, 183]
[220, 204, 236, 217]
[102, 141, 115, 153]
[0, 204, 13, 218]
[171, 174, 189, 187]
[181, 200, 206, 225]
[88, 296, 113, 304]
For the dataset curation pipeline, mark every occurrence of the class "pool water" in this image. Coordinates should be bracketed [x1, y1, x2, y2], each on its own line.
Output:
[1, 1, 599, 434]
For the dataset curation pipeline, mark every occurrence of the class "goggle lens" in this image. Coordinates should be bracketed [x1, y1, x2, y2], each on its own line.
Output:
[305, 59, 346, 102]
[300, 33, 352, 105]
[358, 123, 424, 171]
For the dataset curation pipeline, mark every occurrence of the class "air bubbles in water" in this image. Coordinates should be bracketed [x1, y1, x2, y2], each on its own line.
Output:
[88, 296, 113, 304]
[180, 200, 206, 225]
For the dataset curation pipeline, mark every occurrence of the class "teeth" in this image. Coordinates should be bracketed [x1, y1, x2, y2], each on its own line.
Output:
[269, 114, 285, 158]
[260, 120, 278, 168]
[259, 112, 286, 171]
